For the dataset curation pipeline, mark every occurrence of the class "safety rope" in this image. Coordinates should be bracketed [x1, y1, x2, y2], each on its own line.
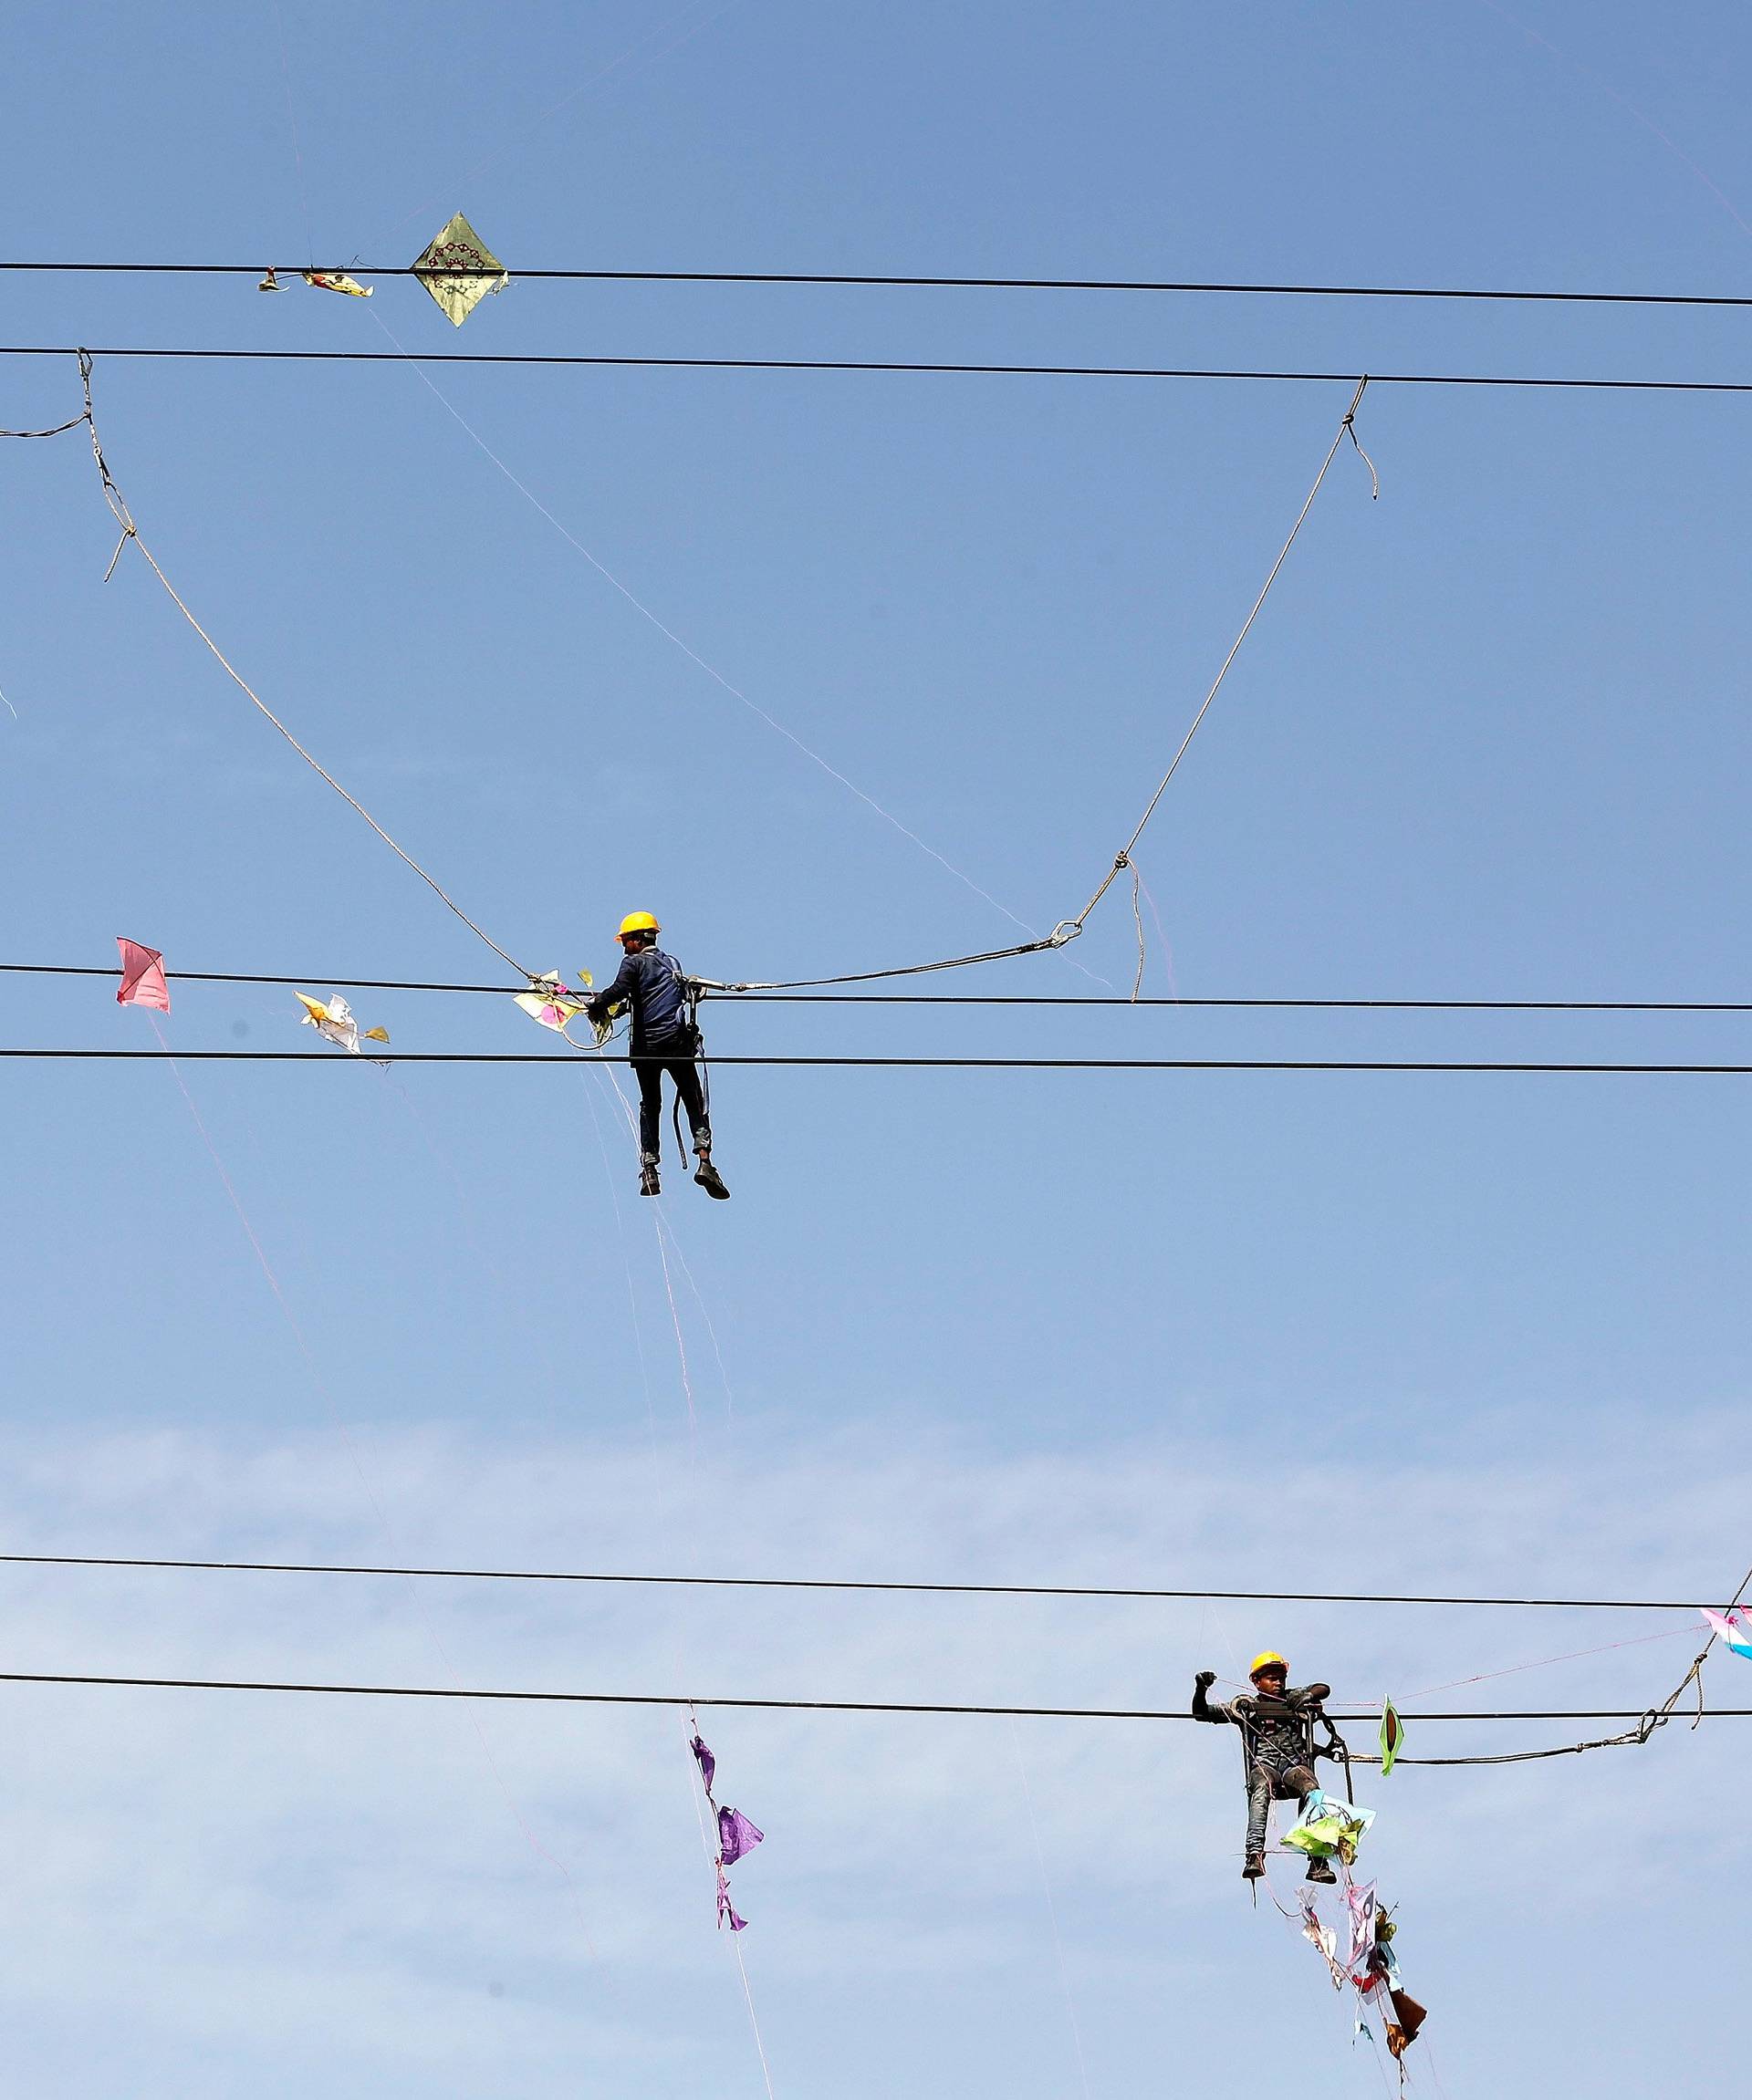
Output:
[701, 931, 1071, 993]
[72, 351, 532, 980]
[0, 407, 89, 438]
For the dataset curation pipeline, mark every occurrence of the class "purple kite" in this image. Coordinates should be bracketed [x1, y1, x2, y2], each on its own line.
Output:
[718, 1805, 764, 1865]
[116, 937, 171, 1013]
[691, 1733, 716, 1793]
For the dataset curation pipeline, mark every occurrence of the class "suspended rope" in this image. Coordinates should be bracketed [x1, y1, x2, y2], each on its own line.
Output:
[704, 932, 1073, 993]
[1356, 1554, 1752, 1769]
[70, 351, 531, 979]
[711, 381, 1376, 991]
[1069, 379, 1374, 933]
[0, 407, 89, 438]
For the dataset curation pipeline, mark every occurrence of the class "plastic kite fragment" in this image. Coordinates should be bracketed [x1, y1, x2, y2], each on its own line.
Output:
[116, 937, 171, 1013]
[412, 213, 508, 327]
[302, 269, 372, 297]
[1702, 1607, 1752, 1658]
[1280, 1790, 1375, 1867]
[258, 268, 284, 293]
[1386, 1991, 1427, 2059]
[715, 1863, 747, 1933]
[296, 991, 389, 1055]
[1380, 1698, 1404, 1775]
[1344, 1881, 1378, 1970]
[717, 1805, 764, 1865]
[1298, 1897, 1347, 1991]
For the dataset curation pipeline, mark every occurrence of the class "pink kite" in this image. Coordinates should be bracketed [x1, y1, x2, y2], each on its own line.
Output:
[117, 938, 171, 1013]
[1701, 1607, 1752, 1659]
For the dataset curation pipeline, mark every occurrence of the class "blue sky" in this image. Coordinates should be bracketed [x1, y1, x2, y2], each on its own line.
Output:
[3, 3, 1750, 2093]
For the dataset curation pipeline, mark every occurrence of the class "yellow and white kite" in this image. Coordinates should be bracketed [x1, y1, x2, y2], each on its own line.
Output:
[514, 970, 610, 1046]
[412, 213, 508, 327]
[296, 992, 390, 1055]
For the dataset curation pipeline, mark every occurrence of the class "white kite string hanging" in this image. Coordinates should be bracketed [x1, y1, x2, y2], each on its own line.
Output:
[71, 351, 531, 981]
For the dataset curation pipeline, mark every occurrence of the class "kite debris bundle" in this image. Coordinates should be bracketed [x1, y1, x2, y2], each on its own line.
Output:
[691, 1726, 764, 1931]
[256, 214, 507, 325]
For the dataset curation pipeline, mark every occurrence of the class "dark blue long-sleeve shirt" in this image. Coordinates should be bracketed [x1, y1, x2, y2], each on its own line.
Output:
[586, 945, 693, 1052]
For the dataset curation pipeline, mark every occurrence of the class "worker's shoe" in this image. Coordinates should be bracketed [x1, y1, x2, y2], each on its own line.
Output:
[694, 1150, 730, 1201]
[1304, 1858, 1338, 1886]
[1242, 1852, 1266, 1881]
[639, 1156, 662, 1198]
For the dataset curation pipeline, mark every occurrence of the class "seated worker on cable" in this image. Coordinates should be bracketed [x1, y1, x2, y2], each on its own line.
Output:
[1194, 1651, 1336, 1883]
[586, 911, 729, 1201]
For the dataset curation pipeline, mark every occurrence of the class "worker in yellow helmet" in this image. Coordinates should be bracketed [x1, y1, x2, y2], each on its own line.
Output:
[586, 913, 728, 1200]
[1194, 1651, 1335, 1882]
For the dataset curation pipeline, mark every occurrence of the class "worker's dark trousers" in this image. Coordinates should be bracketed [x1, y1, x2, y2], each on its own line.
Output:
[633, 1045, 710, 1161]
[1246, 1760, 1317, 1857]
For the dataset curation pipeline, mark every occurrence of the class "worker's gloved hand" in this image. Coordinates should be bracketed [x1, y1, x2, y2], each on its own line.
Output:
[1304, 1681, 1332, 1701]
[1194, 1669, 1217, 1688]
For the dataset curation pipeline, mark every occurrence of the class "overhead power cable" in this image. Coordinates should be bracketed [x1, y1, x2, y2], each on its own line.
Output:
[16, 1049, 1752, 1074]
[6, 346, 1752, 393]
[9, 261, 1752, 309]
[0, 1548, 1726, 1611]
[8, 964, 1752, 1014]
[0, 1668, 1743, 1727]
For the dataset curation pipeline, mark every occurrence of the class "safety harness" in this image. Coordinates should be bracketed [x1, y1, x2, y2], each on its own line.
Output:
[1233, 1697, 1355, 1804]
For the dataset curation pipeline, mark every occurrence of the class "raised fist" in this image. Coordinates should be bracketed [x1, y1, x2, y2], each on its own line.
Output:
[1195, 1669, 1217, 1688]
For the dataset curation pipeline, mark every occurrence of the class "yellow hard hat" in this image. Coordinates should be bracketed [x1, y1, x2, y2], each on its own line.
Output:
[618, 911, 661, 940]
[1249, 1651, 1288, 1679]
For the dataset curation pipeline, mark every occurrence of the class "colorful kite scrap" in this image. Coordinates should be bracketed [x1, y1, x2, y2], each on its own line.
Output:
[1702, 1607, 1752, 1658]
[1379, 1698, 1404, 1776]
[1281, 1791, 1375, 1866]
[514, 971, 594, 1038]
[412, 213, 508, 327]
[302, 269, 372, 298]
[116, 937, 171, 1013]
[690, 1722, 763, 1930]
[296, 991, 389, 1055]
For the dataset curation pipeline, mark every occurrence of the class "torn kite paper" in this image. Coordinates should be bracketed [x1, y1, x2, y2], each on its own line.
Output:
[302, 269, 372, 298]
[296, 991, 389, 1055]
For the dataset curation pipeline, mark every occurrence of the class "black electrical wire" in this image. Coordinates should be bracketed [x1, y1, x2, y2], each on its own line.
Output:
[5, 345, 1752, 393]
[13, 1050, 1752, 1073]
[0, 1549, 1721, 1612]
[0, 1668, 1742, 1723]
[7, 262, 1752, 308]
[11, 963, 1752, 1013]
